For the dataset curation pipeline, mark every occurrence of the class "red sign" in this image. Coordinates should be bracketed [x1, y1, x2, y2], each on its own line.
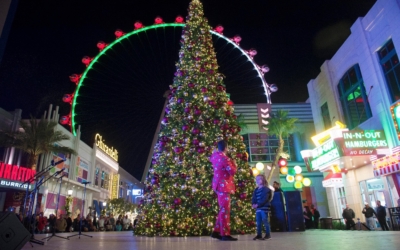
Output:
[344, 148, 377, 156]
[0, 163, 36, 183]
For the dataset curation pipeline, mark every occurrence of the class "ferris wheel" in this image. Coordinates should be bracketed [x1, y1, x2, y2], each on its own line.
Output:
[60, 16, 278, 135]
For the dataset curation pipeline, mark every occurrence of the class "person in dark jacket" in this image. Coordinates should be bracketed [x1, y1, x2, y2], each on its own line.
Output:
[342, 204, 356, 230]
[303, 206, 313, 229]
[362, 203, 377, 230]
[311, 204, 320, 229]
[376, 200, 389, 231]
[252, 175, 273, 240]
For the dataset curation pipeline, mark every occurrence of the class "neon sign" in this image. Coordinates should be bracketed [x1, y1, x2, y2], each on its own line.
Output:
[390, 102, 400, 139]
[310, 139, 341, 170]
[0, 179, 33, 190]
[342, 130, 387, 148]
[0, 163, 36, 183]
[95, 134, 118, 162]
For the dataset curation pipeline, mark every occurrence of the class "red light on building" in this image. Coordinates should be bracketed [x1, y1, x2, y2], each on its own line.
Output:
[278, 158, 288, 167]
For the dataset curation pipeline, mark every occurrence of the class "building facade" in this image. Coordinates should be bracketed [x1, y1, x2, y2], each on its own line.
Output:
[306, 0, 400, 223]
[0, 105, 142, 220]
[234, 103, 329, 217]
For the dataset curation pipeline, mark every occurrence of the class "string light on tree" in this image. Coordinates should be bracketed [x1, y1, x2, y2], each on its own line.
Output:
[134, 0, 256, 237]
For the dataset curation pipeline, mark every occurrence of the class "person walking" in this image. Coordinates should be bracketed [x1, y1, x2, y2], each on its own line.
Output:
[376, 200, 389, 231]
[252, 175, 273, 240]
[362, 202, 377, 231]
[210, 140, 238, 241]
[342, 204, 356, 230]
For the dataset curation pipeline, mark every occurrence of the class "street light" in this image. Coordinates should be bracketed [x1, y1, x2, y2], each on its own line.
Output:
[68, 190, 73, 195]
[103, 202, 107, 207]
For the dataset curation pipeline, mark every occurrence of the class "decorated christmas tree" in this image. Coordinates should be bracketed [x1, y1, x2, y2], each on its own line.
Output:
[135, 0, 256, 237]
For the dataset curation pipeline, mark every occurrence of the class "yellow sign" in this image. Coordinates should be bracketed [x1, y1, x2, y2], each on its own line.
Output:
[95, 134, 119, 162]
[311, 121, 346, 146]
[111, 174, 120, 199]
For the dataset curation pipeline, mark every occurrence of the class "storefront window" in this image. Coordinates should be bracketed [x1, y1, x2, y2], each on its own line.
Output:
[104, 172, 110, 190]
[336, 187, 347, 211]
[337, 64, 372, 129]
[101, 171, 105, 188]
[321, 102, 331, 130]
[95, 168, 99, 186]
[378, 39, 400, 103]
[360, 178, 388, 208]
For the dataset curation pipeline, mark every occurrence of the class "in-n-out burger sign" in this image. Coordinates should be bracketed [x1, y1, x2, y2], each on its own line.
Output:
[95, 133, 118, 162]
[0, 163, 35, 189]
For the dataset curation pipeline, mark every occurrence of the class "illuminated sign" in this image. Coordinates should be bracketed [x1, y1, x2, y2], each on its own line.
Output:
[310, 139, 341, 170]
[390, 102, 400, 139]
[131, 189, 142, 196]
[111, 174, 120, 199]
[257, 103, 271, 132]
[0, 179, 33, 190]
[95, 134, 119, 162]
[311, 121, 347, 146]
[342, 130, 387, 148]
[0, 163, 36, 183]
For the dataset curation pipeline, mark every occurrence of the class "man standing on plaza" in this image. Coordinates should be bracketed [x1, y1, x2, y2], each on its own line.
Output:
[210, 140, 238, 241]
[342, 204, 356, 230]
[362, 202, 377, 230]
[376, 200, 389, 231]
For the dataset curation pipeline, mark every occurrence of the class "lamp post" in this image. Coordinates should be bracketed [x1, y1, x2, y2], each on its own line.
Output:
[68, 190, 73, 195]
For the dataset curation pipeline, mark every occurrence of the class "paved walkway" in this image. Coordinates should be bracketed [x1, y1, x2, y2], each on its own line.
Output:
[21, 230, 400, 250]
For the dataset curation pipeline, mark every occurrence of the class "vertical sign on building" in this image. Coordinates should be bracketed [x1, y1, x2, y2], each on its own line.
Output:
[111, 174, 120, 199]
[390, 102, 400, 140]
[257, 103, 272, 132]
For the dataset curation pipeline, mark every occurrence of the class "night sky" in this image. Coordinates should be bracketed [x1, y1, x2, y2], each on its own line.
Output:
[0, 0, 376, 180]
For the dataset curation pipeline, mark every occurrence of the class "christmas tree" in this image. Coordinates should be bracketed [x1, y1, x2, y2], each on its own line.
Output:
[135, 0, 256, 237]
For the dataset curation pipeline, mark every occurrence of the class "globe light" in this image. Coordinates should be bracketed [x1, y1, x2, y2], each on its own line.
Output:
[294, 165, 302, 174]
[67, 190, 73, 195]
[295, 174, 303, 181]
[288, 168, 296, 176]
[103, 202, 107, 207]
[294, 181, 303, 189]
[302, 178, 311, 186]
[278, 158, 288, 167]
[256, 162, 264, 170]
[252, 168, 259, 176]
[280, 166, 288, 175]
[286, 175, 295, 183]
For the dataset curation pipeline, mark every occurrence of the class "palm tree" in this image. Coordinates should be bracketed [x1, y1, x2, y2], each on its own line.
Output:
[264, 110, 298, 182]
[0, 116, 76, 170]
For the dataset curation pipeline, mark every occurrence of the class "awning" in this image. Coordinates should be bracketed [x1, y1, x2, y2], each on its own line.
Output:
[93, 200, 101, 216]
[322, 172, 343, 188]
[373, 163, 400, 177]
[372, 152, 400, 177]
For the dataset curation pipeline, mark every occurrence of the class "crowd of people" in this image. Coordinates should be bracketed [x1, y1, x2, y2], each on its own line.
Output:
[341, 201, 389, 231]
[15, 211, 137, 234]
